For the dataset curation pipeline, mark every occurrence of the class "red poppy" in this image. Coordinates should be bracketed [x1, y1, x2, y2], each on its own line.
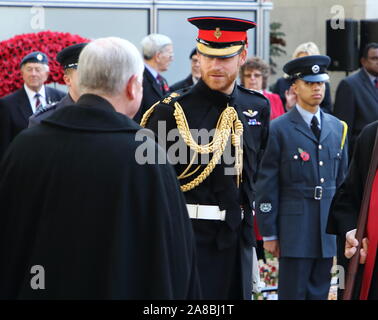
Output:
[298, 148, 310, 162]
[0, 31, 90, 97]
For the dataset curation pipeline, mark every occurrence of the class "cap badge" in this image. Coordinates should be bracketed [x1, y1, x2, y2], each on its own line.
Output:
[37, 54, 43, 61]
[260, 203, 272, 213]
[312, 64, 320, 74]
[214, 27, 222, 39]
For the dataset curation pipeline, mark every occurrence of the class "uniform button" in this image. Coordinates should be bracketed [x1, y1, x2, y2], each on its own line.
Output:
[320, 178, 325, 183]
[318, 145, 322, 150]
[319, 161, 324, 166]
[294, 155, 298, 160]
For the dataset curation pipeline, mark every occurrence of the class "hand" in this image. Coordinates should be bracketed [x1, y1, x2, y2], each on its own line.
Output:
[264, 240, 280, 258]
[345, 229, 368, 264]
[284, 86, 297, 111]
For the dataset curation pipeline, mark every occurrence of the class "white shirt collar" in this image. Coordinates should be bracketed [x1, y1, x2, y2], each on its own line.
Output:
[24, 83, 46, 99]
[145, 63, 159, 82]
[363, 68, 378, 86]
[295, 104, 321, 129]
[192, 76, 199, 85]
[24, 84, 46, 113]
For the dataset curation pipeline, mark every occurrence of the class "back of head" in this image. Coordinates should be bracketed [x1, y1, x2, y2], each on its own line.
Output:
[141, 33, 172, 60]
[292, 42, 320, 59]
[78, 37, 144, 97]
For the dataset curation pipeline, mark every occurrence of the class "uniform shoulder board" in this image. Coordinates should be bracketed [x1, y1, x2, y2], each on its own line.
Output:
[160, 91, 184, 107]
[340, 120, 348, 150]
[237, 85, 269, 102]
[34, 101, 59, 117]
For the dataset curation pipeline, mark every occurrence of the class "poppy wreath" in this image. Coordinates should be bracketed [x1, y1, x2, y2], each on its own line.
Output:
[0, 31, 90, 97]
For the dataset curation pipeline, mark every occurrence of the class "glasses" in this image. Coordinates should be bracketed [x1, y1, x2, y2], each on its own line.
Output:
[244, 72, 262, 78]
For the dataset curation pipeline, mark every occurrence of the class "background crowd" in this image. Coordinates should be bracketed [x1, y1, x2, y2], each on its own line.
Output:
[0, 18, 378, 300]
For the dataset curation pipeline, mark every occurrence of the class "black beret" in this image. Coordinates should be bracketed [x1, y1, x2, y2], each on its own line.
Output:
[20, 51, 48, 67]
[56, 43, 88, 69]
[189, 48, 197, 59]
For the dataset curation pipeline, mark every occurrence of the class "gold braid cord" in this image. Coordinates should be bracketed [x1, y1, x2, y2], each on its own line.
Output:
[140, 94, 244, 192]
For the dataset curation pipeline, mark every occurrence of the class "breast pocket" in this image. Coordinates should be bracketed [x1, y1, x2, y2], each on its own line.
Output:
[281, 151, 304, 183]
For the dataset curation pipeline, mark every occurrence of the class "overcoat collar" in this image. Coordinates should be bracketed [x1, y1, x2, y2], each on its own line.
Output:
[42, 94, 140, 132]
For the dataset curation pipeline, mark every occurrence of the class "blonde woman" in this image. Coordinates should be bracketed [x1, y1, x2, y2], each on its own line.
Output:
[271, 42, 332, 113]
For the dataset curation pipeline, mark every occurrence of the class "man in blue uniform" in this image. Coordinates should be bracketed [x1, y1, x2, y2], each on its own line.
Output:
[256, 55, 348, 299]
[141, 16, 270, 299]
[28, 43, 87, 127]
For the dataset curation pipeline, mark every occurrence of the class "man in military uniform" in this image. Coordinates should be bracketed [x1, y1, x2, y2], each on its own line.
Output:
[28, 43, 87, 127]
[0, 51, 65, 159]
[170, 48, 201, 91]
[255, 55, 349, 299]
[141, 16, 270, 299]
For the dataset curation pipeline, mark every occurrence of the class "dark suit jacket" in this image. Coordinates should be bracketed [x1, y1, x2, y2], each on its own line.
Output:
[133, 67, 169, 124]
[333, 68, 378, 157]
[170, 74, 194, 92]
[0, 85, 65, 160]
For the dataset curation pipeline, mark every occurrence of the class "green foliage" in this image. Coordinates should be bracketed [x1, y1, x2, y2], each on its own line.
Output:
[270, 22, 287, 75]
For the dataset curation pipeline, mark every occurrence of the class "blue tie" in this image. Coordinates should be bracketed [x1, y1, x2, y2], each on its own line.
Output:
[311, 116, 321, 140]
[34, 93, 41, 111]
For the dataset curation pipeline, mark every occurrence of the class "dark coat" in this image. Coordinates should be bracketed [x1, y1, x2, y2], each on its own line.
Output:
[256, 107, 348, 258]
[327, 120, 378, 299]
[28, 94, 74, 128]
[0, 85, 65, 159]
[133, 67, 169, 124]
[0, 94, 201, 299]
[144, 79, 270, 299]
[170, 75, 194, 92]
[271, 77, 333, 114]
[333, 69, 378, 157]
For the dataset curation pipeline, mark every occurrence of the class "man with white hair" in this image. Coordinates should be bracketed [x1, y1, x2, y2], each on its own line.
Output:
[0, 37, 200, 299]
[0, 51, 65, 159]
[133, 33, 173, 123]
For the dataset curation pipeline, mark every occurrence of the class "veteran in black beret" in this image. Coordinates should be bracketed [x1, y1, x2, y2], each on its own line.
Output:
[0, 51, 65, 159]
[141, 16, 270, 299]
[255, 55, 349, 299]
[28, 43, 88, 127]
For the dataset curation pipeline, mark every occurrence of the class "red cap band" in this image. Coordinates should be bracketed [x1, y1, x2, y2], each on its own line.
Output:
[198, 29, 247, 43]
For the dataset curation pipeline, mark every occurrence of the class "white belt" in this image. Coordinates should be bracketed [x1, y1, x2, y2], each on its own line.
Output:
[186, 204, 226, 221]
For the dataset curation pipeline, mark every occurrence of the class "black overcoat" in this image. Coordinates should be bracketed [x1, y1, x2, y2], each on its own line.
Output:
[0, 94, 200, 299]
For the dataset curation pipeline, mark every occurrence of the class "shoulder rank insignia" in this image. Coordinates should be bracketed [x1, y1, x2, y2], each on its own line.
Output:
[162, 92, 180, 105]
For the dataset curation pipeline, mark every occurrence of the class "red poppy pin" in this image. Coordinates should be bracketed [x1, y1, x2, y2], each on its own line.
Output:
[298, 148, 310, 162]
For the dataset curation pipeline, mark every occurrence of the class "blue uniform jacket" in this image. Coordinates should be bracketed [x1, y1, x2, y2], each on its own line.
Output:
[256, 107, 348, 258]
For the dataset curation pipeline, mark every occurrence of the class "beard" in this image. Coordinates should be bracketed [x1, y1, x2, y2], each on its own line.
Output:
[201, 69, 238, 94]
